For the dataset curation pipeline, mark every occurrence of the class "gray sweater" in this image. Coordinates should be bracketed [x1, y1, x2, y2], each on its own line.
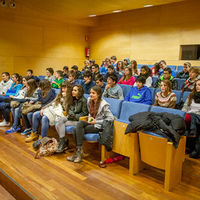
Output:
[103, 84, 124, 100]
[87, 98, 114, 129]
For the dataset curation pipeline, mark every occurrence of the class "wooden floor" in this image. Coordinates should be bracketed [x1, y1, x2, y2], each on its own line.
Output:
[0, 128, 200, 200]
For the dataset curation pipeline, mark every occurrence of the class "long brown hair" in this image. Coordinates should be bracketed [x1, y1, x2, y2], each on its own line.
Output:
[161, 80, 172, 93]
[116, 61, 124, 72]
[22, 76, 31, 89]
[89, 86, 102, 118]
[130, 60, 138, 75]
[188, 79, 200, 106]
[121, 67, 132, 82]
[56, 80, 73, 111]
[38, 79, 51, 98]
[26, 79, 37, 97]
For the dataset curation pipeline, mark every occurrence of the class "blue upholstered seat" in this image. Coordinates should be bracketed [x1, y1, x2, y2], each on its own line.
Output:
[152, 76, 158, 86]
[53, 88, 60, 95]
[183, 91, 190, 102]
[149, 87, 156, 104]
[177, 66, 184, 72]
[65, 126, 76, 133]
[118, 84, 132, 97]
[151, 106, 185, 118]
[84, 133, 99, 142]
[118, 101, 151, 122]
[173, 90, 182, 104]
[38, 75, 45, 80]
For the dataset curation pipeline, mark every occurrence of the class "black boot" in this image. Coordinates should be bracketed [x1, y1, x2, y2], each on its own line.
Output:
[67, 146, 83, 163]
[189, 136, 200, 159]
[56, 137, 68, 153]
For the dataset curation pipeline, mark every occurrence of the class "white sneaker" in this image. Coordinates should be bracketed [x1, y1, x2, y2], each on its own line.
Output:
[0, 120, 10, 127]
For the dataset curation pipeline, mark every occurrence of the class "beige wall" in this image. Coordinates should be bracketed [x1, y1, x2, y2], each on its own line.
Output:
[0, 13, 88, 76]
[89, 0, 200, 67]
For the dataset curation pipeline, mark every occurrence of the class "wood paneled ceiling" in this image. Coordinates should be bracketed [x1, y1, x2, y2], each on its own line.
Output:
[1, 0, 185, 24]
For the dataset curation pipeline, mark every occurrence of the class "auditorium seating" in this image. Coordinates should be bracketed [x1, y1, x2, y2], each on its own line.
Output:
[137, 106, 186, 191]
[118, 84, 132, 97]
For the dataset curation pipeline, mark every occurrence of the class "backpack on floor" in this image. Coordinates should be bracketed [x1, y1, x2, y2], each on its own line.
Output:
[33, 137, 58, 159]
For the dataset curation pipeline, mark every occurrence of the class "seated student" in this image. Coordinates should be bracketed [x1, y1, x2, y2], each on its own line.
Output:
[100, 57, 111, 74]
[110, 56, 117, 69]
[130, 60, 140, 76]
[103, 74, 124, 100]
[82, 60, 90, 71]
[153, 68, 178, 90]
[176, 62, 191, 79]
[52, 70, 64, 89]
[5, 76, 31, 133]
[125, 76, 152, 105]
[24, 79, 56, 142]
[134, 65, 152, 87]
[67, 86, 114, 163]
[82, 71, 95, 94]
[104, 65, 120, 82]
[116, 61, 124, 76]
[151, 62, 160, 76]
[68, 70, 80, 86]
[0, 72, 13, 96]
[19, 80, 39, 135]
[182, 67, 200, 92]
[118, 67, 135, 85]
[55, 85, 88, 153]
[63, 66, 69, 79]
[71, 65, 82, 79]
[26, 69, 40, 83]
[95, 74, 106, 92]
[159, 60, 176, 77]
[182, 79, 200, 158]
[0, 73, 23, 126]
[154, 80, 177, 108]
[91, 64, 100, 80]
[123, 57, 130, 67]
[45, 67, 55, 83]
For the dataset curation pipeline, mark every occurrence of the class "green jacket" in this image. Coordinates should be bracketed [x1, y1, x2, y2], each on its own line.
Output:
[68, 96, 88, 121]
[52, 78, 64, 89]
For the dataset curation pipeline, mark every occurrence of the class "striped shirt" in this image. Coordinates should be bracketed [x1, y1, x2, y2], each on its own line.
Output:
[154, 91, 177, 108]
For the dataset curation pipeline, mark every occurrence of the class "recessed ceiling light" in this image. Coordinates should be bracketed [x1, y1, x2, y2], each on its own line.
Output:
[88, 15, 96, 17]
[112, 10, 122, 13]
[144, 5, 153, 7]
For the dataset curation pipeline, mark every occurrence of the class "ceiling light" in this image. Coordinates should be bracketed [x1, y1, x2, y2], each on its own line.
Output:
[112, 10, 122, 13]
[144, 5, 153, 7]
[88, 15, 96, 17]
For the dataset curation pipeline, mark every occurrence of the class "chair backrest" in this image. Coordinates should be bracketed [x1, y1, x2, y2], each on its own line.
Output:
[172, 90, 182, 104]
[53, 88, 60, 96]
[151, 106, 185, 118]
[176, 78, 186, 90]
[119, 101, 151, 122]
[182, 91, 191, 102]
[149, 88, 156, 103]
[177, 66, 184, 72]
[167, 65, 176, 71]
[83, 94, 90, 99]
[104, 98, 123, 118]
[38, 75, 45, 80]
[152, 76, 158, 86]
[118, 84, 132, 98]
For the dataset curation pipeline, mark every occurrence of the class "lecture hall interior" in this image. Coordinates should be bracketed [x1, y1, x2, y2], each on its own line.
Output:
[0, 0, 200, 199]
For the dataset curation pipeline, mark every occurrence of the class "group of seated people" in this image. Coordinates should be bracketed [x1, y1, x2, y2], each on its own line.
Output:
[0, 57, 200, 161]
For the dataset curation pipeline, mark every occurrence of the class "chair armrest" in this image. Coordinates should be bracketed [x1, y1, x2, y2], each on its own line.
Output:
[79, 116, 88, 121]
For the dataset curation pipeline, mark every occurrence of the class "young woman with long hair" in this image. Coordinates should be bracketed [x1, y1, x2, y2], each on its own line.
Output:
[22, 79, 56, 140]
[67, 86, 114, 163]
[182, 79, 200, 158]
[130, 60, 139, 75]
[55, 84, 88, 153]
[25, 80, 71, 142]
[154, 80, 177, 108]
[116, 61, 124, 76]
[117, 67, 135, 85]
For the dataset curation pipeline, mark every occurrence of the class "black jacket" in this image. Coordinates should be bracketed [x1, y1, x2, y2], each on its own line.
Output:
[125, 111, 186, 147]
[68, 96, 88, 121]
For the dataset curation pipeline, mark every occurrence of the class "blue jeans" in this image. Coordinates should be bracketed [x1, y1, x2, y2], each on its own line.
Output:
[0, 102, 10, 122]
[32, 111, 49, 138]
[22, 112, 33, 129]
[11, 107, 20, 129]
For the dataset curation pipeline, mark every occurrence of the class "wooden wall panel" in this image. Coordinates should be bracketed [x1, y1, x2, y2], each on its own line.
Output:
[89, 0, 200, 66]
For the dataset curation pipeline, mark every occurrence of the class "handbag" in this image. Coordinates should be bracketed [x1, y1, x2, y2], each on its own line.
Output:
[21, 101, 42, 115]
[10, 101, 20, 108]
